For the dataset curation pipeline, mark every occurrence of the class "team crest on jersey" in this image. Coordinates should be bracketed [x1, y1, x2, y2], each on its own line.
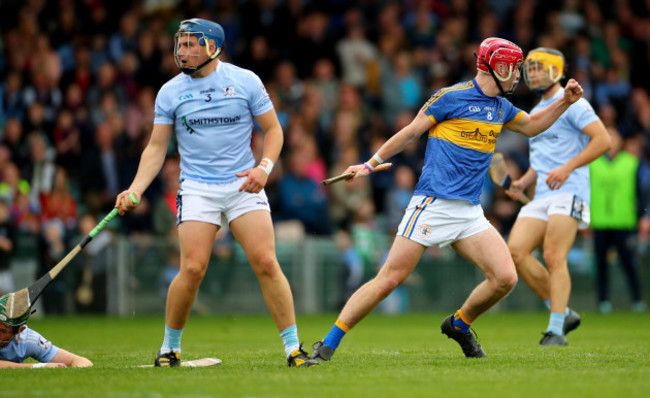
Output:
[38, 336, 52, 350]
[497, 108, 503, 122]
[223, 85, 236, 97]
[417, 224, 433, 239]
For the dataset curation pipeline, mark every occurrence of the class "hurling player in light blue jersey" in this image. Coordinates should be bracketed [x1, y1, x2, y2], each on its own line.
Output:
[0, 294, 92, 368]
[311, 38, 585, 361]
[115, 19, 317, 368]
[506, 48, 610, 346]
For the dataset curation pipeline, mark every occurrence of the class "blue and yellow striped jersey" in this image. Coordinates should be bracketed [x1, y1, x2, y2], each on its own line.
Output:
[415, 79, 524, 204]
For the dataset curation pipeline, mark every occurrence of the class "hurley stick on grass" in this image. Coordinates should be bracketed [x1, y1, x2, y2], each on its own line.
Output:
[3, 193, 138, 320]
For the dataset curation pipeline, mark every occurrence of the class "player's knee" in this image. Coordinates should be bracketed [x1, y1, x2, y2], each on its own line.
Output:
[542, 250, 565, 270]
[508, 244, 527, 266]
[251, 254, 280, 278]
[182, 262, 208, 286]
[375, 274, 401, 297]
[493, 270, 518, 293]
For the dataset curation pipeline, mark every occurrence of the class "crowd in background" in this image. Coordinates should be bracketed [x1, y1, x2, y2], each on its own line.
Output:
[1, 0, 650, 312]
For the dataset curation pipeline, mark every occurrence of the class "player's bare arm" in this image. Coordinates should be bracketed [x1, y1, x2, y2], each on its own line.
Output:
[507, 79, 584, 137]
[545, 119, 611, 190]
[236, 108, 283, 193]
[50, 348, 93, 367]
[346, 110, 433, 178]
[115, 123, 173, 215]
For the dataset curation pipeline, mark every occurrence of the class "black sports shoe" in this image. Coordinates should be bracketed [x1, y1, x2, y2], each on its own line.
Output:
[287, 344, 319, 367]
[310, 340, 335, 362]
[539, 331, 568, 346]
[563, 308, 581, 335]
[154, 350, 181, 367]
[440, 315, 486, 358]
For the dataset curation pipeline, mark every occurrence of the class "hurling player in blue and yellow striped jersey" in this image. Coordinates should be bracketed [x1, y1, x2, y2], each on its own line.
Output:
[311, 38, 585, 361]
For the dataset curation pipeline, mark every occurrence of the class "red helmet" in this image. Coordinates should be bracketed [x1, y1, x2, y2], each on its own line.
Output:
[476, 37, 524, 82]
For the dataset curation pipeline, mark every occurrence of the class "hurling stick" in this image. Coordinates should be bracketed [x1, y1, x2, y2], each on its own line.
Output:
[138, 357, 222, 368]
[5, 194, 138, 319]
[489, 153, 530, 204]
[321, 163, 393, 186]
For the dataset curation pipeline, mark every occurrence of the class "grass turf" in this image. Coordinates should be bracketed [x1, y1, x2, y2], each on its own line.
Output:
[3, 312, 649, 397]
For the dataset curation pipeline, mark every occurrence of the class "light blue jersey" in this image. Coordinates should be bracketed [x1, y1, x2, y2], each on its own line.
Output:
[528, 88, 599, 203]
[154, 62, 274, 183]
[0, 327, 59, 363]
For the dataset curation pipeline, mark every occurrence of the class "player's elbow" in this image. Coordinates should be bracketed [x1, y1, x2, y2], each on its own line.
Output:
[72, 357, 94, 367]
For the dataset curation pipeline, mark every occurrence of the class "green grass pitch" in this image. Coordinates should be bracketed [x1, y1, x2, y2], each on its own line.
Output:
[3, 312, 649, 397]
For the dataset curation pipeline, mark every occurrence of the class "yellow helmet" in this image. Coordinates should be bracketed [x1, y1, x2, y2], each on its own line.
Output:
[523, 48, 565, 93]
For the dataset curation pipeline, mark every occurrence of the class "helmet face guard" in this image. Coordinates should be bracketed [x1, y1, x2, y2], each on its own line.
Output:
[173, 19, 225, 75]
[475, 37, 524, 97]
[523, 48, 565, 95]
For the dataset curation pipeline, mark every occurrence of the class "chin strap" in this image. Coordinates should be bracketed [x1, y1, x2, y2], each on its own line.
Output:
[181, 57, 217, 75]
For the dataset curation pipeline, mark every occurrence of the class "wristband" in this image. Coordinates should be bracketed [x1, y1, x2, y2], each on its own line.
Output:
[371, 153, 384, 165]
[257, 158, 274, 175]
[32, 363, 46, 369]
[364, 162, 374, 172]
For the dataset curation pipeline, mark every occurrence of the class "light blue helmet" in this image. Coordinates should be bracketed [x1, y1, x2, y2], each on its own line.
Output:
[174, 18, 225, 75]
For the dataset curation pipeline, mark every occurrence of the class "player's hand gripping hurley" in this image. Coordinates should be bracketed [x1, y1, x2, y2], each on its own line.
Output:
[489, 153, 530, 204]
[2, 194, 139, 321]
[321, 163, 393, 186]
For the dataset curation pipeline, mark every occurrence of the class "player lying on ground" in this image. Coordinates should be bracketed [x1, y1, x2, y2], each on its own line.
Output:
[310, 37, 584, 361]
[0, 294, 93, 368]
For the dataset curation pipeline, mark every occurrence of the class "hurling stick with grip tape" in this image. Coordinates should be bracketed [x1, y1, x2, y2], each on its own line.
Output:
[489, 153, 530, 204]
[321, 163, 393, 186]
[4, 193, 139, 320]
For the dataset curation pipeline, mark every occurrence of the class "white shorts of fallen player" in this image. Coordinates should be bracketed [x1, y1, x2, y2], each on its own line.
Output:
[516, 192, 590, 230]
[397, 195, 492, 248]
[176, 178, 271, 227]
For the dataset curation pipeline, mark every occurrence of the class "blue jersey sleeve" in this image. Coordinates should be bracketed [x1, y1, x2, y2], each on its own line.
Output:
[154, 85, 175, 125]
[567, 98, 599, 131]
[499, 97, 524, 125]
[421, 89, 451, 123]
[23, 329, 59, 363]
[244, 71, 273, 116]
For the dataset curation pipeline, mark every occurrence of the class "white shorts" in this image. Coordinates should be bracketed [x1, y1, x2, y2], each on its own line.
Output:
[397, 196, 492, 248]
[517, 193, 590, 230]
[177, 178, 271, 227]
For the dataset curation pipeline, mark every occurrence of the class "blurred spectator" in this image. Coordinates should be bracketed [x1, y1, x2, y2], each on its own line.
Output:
[351, 198, 382, 281]
[385, 165, 416, 234]
[336, 19, 378, 89]
[25, 133, 56, 205]
[152, 157, 180, 238]
[275, 148, 332, 235]
[51, 109, 81, 173]
[79, 122, 120, 214]
[1, 119, 28, 170]
[590, 128, 648, 313]
[0, 71, 26, 124]
[39, 166, 78, 231]
[38, 218, 68, 314]
[0, 201, 17, 295]
[334, 229, 364, 309]
[74, 213, 114, 313]
[109, 12, 140, 63]
[328, 146, 371, 230]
